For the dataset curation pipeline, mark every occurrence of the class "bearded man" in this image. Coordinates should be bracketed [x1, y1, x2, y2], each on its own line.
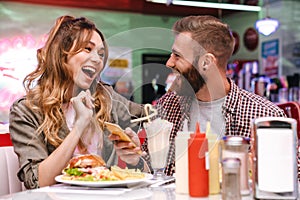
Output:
[141, 15, 286, 176]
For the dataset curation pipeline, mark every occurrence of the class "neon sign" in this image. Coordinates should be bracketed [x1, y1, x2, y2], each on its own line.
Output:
[0, 34, 46, 127]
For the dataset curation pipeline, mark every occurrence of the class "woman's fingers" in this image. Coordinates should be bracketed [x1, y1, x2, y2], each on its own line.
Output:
[71, 90, 94, 109]
[124, 127, 140, 146]
[84, 90, 95, 109]
[112, 137, 142, 155]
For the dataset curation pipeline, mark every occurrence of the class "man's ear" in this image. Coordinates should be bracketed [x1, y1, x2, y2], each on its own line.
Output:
[202, 53, 216, 71]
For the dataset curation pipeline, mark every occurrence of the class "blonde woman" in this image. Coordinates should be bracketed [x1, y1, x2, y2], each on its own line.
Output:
[9, 15, 145, 189]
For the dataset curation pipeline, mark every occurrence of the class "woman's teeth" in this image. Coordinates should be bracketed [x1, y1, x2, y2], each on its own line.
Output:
[82, 66, 96, 78]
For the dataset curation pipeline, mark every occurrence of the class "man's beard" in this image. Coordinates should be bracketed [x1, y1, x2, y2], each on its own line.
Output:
[173, 65, 206, 97]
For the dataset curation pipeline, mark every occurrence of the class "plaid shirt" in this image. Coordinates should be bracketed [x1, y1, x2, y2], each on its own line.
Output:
[141, 78, 286, 176]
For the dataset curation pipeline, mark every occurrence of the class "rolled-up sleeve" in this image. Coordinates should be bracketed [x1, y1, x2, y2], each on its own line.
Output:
[110, 88, 144, 131]
[9, 98, 50, 189]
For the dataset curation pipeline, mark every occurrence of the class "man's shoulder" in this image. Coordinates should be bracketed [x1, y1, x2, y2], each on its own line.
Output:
[230, 81, 272, 105]
[235, 88, 285, 115]
[155, 92, 192, 115]
[157, 92, 190, 106]
[239, 88, 273, 104]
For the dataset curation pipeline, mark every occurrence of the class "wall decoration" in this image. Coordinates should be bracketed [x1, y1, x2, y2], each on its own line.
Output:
[243, 27, 259, 51]
[0, 35, 45, 132]
[232, 31, 240, 55]
[100, 46, 134, 100]
[262, 39, 279, 78]
[100, 46, 132, 85]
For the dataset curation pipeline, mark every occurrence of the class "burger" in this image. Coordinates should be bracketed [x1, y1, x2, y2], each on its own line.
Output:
[67, 154, 106, 169]
[62, 154, 118, 181]
[61, 154, 145, 181]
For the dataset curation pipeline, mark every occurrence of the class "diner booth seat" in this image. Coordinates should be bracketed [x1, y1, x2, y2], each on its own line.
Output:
[277, 101, 300, 139]
[0, 133, 24, 196]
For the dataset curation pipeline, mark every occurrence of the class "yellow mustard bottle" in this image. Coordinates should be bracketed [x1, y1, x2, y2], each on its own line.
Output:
[206, 122, 220, 194]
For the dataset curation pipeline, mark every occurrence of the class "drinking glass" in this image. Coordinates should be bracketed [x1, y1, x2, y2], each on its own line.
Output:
[144, 118, 173, 179]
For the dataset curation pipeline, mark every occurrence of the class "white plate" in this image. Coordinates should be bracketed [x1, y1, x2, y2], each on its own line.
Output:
[55, 173, 153, 188]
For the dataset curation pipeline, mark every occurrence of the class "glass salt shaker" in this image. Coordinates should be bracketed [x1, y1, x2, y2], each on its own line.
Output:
[222, 158, 241, 200]
[222, 136, 250, 195]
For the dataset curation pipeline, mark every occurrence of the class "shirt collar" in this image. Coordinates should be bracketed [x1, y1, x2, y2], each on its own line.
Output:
[223, 78, 239, 114]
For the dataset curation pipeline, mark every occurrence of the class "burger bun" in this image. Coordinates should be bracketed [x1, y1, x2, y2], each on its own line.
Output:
[68, 154, 106, 169]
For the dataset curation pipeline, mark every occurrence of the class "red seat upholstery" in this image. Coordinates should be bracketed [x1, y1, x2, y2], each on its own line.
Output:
[0, 133, 13, 147]
[0, 133, 25, 195]
[277, 101, 300, 139]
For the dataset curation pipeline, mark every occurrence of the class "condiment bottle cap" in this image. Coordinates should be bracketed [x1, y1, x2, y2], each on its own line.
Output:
[191, 122, 205, 138]
[222, 158, 241, 168]
[223, 136, 249, 146]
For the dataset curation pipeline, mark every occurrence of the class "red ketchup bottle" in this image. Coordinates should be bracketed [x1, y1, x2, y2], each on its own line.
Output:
[188, 122, 209, 197]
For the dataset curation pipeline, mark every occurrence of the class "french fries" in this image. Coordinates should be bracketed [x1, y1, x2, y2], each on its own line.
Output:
[110, 166, 145, 180]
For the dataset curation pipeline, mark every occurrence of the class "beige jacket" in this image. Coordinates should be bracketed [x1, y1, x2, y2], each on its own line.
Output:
[9, 83, 144, 189]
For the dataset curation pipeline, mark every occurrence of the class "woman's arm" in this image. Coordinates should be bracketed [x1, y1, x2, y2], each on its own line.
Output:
[37, 118, 88, 187]
[9, 91, 94, 188]
[10, 98, 50, 189]
[38, 90, 94, 187]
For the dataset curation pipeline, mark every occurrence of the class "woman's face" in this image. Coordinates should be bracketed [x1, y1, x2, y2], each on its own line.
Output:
[67, 30, 105, 90]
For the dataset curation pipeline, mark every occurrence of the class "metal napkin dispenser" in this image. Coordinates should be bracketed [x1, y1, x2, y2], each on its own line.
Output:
[251, 117, 298, 199]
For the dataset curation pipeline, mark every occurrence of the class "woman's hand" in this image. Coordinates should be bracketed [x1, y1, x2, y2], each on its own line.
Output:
[109, 127, 144, 166]
[71, 90, 95, 134]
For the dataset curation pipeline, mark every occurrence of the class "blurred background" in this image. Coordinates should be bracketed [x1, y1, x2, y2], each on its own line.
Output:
[0, 0, 299, 130]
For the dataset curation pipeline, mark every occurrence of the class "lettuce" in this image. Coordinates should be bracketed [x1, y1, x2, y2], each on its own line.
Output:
[65, 168, 83, 176]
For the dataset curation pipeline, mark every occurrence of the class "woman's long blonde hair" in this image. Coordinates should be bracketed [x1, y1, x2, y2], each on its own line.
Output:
[23, 15, 111, 148]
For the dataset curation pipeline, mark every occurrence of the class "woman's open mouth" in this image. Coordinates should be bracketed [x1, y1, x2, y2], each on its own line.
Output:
[82, 66, 96, 78]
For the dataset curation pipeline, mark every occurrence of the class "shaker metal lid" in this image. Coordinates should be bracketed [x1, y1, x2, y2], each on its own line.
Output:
[223, 136, 249, 146]
[222, 157, 241, 168]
